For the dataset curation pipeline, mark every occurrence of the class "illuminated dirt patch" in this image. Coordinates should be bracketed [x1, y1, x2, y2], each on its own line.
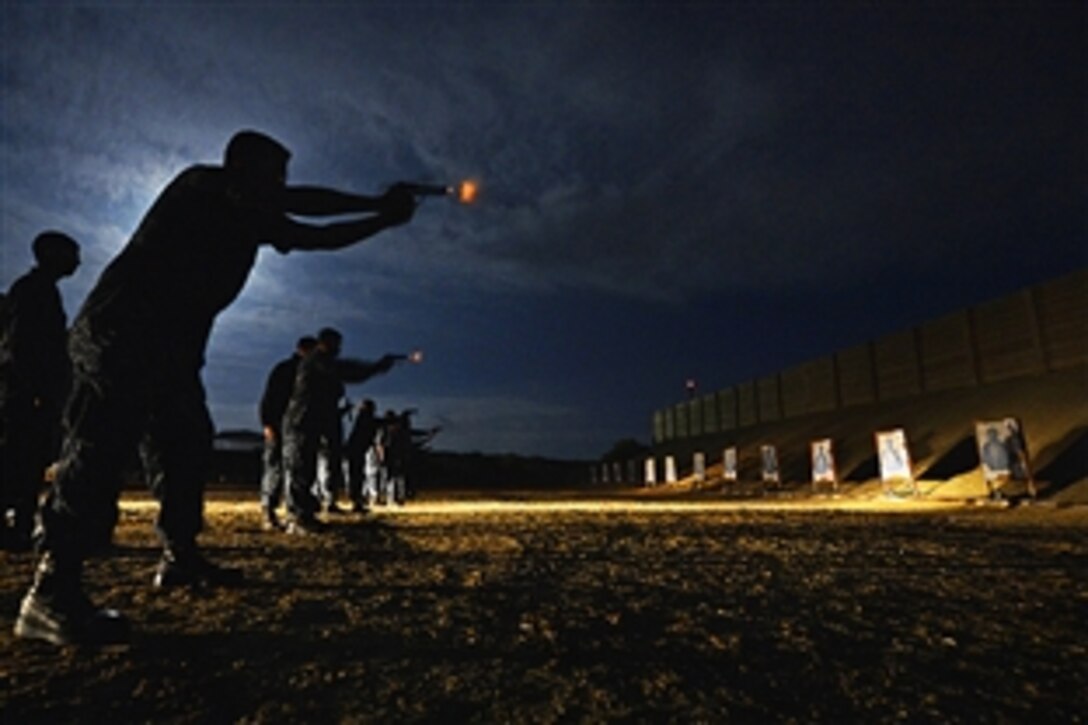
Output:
[1, 492, 1084, 722]
[175, 495, 973, 518]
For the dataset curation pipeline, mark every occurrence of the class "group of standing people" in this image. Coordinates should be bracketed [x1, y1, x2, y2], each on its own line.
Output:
[347, 401, 439, 512]
[258, 329, 437, 534]
[0, 129, 420, 646]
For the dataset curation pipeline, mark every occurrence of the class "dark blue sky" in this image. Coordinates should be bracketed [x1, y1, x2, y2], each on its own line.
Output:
[1, 2, 1084, 459]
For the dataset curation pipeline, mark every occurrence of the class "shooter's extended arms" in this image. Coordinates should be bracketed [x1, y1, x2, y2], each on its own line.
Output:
[396, 180, 478, 204]
[388, 350, 424, 364]
[397, 182, 454, 197]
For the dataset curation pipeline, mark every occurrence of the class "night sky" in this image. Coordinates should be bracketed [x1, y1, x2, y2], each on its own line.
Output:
[1, 3, 1084, 459]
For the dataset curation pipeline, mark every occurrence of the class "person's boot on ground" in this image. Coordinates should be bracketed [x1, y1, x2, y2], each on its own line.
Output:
[13, 551, 128, 646]
[153, 543, 243, 589]
[262, 505, 284, 531]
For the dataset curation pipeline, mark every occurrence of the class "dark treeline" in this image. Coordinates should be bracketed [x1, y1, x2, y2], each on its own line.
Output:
[202, 442, 588, 492]
[418, 451, 590, 490]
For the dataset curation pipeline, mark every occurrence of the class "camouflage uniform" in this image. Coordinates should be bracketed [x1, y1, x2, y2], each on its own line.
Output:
[39, 164, 289, 556]
[259, 353, 303, 518]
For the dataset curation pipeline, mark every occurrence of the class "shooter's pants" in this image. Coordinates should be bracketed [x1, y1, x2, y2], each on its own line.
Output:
[261, 434, 284, 512]
[38, 322, 213, 558]
[282, 431, 320, 520]
[363, 449, 384, 504]
[313, 445, 345, 506]
[0, 398, 55, 539]
[384, 467, 405, 506]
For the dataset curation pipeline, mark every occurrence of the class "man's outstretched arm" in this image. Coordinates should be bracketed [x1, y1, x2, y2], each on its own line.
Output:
[283, 187, 383, 216]
[336, 355, 398, 384]
[282, 183, 416, 217]
[270, 186, 415, 252]
[271, 216, 400, 252]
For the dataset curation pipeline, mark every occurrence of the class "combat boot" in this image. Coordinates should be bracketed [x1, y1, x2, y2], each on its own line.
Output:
[153, 546, 244, 589]
[13, 552, 129, 646]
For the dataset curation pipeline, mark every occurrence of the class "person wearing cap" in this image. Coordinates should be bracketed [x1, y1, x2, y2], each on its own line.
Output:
[0, 232, 81, 551]
[14, 130, 416, 646]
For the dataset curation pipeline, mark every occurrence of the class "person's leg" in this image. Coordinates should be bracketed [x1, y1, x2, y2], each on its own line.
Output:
[141, 374, 239, 588]
[16, 364, 141, 645]
[260, 434, 285, 528]
[363, 448, 379, 505]
[392, 475, 405, 506]
[346, 454, 365, 511]
[323, 439, 346, 513]
[313, 446, 330, 505]
[384, 464, 397, 505]
[143, 376, 211, 550]
[1, 399, 42, 549]
[282, 430, 323, 532]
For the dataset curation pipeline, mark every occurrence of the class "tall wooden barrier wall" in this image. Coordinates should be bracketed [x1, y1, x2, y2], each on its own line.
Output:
[654, 268, 1087, 443]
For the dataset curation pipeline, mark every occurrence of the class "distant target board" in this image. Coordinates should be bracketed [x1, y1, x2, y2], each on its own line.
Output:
[693, 452, 706, 483]
[975, 418, 1036, 498]
[976, 419, 1029, 480]
[876, 428, 918, 495]
[810, 438, 836, 487]
[761, 444, 779, 484]
[644, 457, 657, 486]
[722, 447, 738, 482]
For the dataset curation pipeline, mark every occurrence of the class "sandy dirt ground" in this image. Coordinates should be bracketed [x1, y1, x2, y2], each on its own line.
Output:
[1, 492, 1085, 723]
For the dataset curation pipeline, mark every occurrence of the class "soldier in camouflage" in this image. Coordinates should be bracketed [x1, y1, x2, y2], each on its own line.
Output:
[258, 335, 317, 530]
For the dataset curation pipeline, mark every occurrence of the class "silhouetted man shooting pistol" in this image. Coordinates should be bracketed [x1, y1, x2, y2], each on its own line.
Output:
[15, 130, 416, 647]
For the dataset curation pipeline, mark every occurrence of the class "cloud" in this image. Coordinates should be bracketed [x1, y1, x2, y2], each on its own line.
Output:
[6, 3, 1083, 298]
[3, 3, 1082, 461]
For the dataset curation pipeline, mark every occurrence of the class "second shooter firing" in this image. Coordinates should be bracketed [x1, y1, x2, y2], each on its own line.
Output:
[390, 349, 424, 364]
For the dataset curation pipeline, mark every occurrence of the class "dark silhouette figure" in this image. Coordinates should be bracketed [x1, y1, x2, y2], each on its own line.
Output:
[396, 408, 439, 503]
[0, 232, 81, 550]
[15, 130, 416, 646]
[258, 335, 317, 530]
[372, 410, 403, 505]
[371, 408, 438, 506]
[345, 398, 379, 512]
[280, 327, 396, 534]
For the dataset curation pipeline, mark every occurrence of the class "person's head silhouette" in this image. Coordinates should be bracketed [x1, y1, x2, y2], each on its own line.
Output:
[225, 130, 291, 197]
[32, 231, 80, 279]
[316, 326, 343, 358]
